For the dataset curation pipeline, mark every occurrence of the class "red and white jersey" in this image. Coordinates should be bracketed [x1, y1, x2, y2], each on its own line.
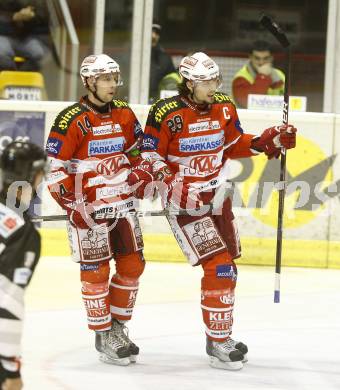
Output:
[141, 92, 258, 192]
[46, 96, 143, 215]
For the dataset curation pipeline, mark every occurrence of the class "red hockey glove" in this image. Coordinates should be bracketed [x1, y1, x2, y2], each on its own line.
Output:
[251, 124, 297, 159]
[127, 157, 154, 199]
[154, 164, 201, 210]
[67, 197, 96, 229]
[57, 192, 94, 229]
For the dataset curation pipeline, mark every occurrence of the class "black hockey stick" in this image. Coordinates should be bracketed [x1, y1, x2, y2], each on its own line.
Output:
[31, 207, 206, 222]
[260, 14, 291, 303]
[31, 182, 234, 223]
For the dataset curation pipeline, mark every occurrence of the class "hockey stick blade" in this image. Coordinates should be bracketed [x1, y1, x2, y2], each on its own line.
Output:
[260, 14, 290, 48]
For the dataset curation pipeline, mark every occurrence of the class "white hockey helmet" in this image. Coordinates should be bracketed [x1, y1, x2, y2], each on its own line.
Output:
[80, 54, 122, 86]
[179, 52, 220, 82]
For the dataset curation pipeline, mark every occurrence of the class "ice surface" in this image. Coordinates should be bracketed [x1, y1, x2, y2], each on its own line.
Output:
[22, 257, 340, 390]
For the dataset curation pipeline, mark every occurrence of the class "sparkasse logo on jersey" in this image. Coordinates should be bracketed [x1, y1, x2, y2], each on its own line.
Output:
[179, 132, 224, 153]
[88, 137, 125, 156]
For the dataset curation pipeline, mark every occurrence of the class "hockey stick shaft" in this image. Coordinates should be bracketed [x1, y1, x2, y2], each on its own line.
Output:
[260, 14, 291, 303]
[31, 207, 213, 222]
[32, 179, 235, 223]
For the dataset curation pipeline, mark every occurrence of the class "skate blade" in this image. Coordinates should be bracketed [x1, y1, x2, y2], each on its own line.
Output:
[242, 353, 248, 363]
[129, 354, 138, 363]
[99, 353, 130, 366]
[209, 356, 243, 371]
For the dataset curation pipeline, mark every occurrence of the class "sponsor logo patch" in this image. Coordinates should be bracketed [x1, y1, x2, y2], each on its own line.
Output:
[46, 138, 63, 155]
[183, 217, 226, 259]
[208, 311, 232, 331]
[179, 132, 224, 153]
[88, 137, 125, 155]
[92, 124, 113, 136]
[183, 57, 198, 67]
[55, 105, 82, 132]
[80, 263, 99, 271]
[188, 120, 221, 133]
[142, 134, 159, 150]
[80, 226, 111, 261]
[0, 205, 24, 239]
[220, 294, 235, 305]
[216, 264, 237, 281]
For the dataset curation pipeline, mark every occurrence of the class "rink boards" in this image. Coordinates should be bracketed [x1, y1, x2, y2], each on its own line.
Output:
[0, 100, 339, 268]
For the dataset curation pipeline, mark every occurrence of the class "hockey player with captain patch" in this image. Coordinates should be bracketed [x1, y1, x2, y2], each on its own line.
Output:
[130, 52, 297, 370]
[46, 54, 151, 366]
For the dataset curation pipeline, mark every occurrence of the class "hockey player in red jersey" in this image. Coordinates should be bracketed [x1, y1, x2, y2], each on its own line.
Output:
[130, 52, 296, 370]
[46, 54, 151, 365]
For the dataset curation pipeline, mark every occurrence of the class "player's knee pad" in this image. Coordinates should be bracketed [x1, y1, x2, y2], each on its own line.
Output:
[201, 251, 237, 290]
[115, 251, 145, 280]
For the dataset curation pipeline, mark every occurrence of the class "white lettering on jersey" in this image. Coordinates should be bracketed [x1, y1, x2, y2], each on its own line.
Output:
[45, 171, 68, 185]
[92, 124, 113, 136]
[223, 107, 231, 120]
[88, 137, 125, 156]
[96, 183, 131, 199]
[188, 120, 221, 133]
[179, 132, 224, 153]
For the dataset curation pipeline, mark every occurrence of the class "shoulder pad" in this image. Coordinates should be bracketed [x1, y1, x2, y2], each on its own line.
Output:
[111, 99, 130, 109]
[214, 92, 236, 106]
[52, 103, 86, 135]
[0, 203, 25, 239]
[148, 96, 184, 128]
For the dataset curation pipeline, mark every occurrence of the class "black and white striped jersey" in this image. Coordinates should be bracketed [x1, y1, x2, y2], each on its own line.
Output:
[0, 198, 41, 380]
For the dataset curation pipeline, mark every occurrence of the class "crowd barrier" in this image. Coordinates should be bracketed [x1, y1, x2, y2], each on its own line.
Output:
[0, 100, 339, 268]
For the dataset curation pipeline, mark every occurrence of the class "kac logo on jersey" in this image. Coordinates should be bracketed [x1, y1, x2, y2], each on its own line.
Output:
[96, 155, 127, 174]
[189, 154, 219, 172]
[88, 137, 125, 155]
[46, 138, 63, 156]
[179, 132, 224, 153]
[142, 134, 159, 150]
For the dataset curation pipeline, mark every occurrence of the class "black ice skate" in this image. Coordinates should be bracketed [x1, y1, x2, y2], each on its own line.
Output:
[206, 337, 244, 370]
[95, 329, 130, 366]
[111, 319, 139, 363]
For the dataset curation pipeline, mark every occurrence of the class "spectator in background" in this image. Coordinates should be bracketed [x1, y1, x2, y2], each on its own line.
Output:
[149, 21, 176, 102]
[0, 0, 49, 71]
[232, 40, 285, 108]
